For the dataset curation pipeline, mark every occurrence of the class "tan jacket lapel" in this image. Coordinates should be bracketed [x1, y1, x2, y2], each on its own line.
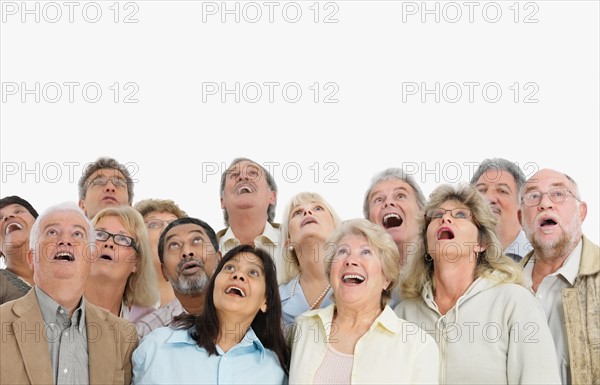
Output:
[12, 290, 54, 384]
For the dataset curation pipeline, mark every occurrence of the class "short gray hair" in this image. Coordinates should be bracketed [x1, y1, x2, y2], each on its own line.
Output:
[78, 157, 135, 204]
[363, 168, 426, 218]
[470, 158, 526, 197]
[30, 202, 95, 251]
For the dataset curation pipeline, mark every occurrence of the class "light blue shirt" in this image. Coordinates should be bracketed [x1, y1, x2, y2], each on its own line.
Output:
[132, 326, 286, 385]
[279, 278, 333, 327]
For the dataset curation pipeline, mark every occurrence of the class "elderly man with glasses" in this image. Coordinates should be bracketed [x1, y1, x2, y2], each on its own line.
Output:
[78, 157, 135, 219]
[520, 168, 599, 385]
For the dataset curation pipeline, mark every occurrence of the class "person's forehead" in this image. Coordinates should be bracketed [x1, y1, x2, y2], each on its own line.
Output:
[88, 168, 125, 179]
[0, 203, 26, 214]
[229, 160, 261, 171]
[526, 170, 571, 189]
[231, 252, 264, 268]
[478, 169, 517, 186]
[167, 223, 208, 238]
[371, 178, 414, 195]
[42, 211, 88, 230]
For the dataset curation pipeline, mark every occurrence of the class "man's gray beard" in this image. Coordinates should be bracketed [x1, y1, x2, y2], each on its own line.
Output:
[168, 261, 209, 296]
[524, 214, 582, 261]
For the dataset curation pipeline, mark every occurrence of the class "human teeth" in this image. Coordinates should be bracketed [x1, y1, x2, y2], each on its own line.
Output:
[237, 186, 253, 194]
[55, 252, 74, 261]
[342, 274, 365, 283]
[225, 286, 246, 297]
[5, 223, 23, 235]
[382, 213, 402, 229]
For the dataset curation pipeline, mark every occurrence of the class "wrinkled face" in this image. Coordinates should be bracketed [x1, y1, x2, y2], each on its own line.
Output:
[475, 169, 521, 233]
[213, 252, 267, 319]
[288, 200, 336, 248]
[28, 210, 92, 295]
[0, 204, 36, 255]
[79, 168, 130, 219]
[161, 223, 219, 296]
[521, 169, 586, 255]
[368, 179, 422, 247]
[144, 211, 178, 266]
[426, 200, 483, 264]
[329, 234, 390, 307]
[90, 215, 138, 284]
[220, 161, 275, 218]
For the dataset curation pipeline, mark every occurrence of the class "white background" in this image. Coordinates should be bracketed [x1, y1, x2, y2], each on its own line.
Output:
[1, 0, 598, 245]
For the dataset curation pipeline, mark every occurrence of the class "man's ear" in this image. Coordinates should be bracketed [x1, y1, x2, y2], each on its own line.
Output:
[78, 199, 86, 214]
[27, 248, 35, 270]
[579, 201, 588, 222]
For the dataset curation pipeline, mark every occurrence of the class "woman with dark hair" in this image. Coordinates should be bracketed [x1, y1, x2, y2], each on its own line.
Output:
[132, 244, 289, 384]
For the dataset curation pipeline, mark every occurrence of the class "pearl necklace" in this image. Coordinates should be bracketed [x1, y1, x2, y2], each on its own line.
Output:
[290, 273, 331, 310]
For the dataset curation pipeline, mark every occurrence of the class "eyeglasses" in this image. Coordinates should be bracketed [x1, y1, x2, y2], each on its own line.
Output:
[425, 208, 472, 220]
[87, 176, 127, 189]
[521, 188, 580, 207]
[145, 219, 175, 230]
[95, 230, 138, 251]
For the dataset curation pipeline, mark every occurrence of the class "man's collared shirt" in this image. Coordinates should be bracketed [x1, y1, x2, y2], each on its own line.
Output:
[35, 286, 89, 385]
[523, 240, 583, 385]
[135, 298, 186, 339]
[504, 229, 532, 261]
[218, 222, 281, 260]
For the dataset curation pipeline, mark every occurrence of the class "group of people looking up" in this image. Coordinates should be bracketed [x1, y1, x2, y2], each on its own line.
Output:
[0, 156, 597, 385]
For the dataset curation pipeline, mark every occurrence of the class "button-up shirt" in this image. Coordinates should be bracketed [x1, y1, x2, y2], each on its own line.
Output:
[35, 286, 88, 385]
[135, 298, 186, 338]
[218, 222, 281, 260]
[132, 326, 286, 384]
[504, 229, 532, 261]
[523, 240, 582, 385]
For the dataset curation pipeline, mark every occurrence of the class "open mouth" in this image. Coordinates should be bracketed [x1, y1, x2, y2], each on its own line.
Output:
[54, 252, 75, 262]
[100, 254, 113, 261]
[236, 184, 254, 195]
[301, 217, 317, 227]
[342, 274, 365, 285]
[382, 213, 403, 229]
[540, 218, 558, 227]
[437, 227, 455, 240]
[225, 286, 246, 297]
[5, 222, 23, 235]
[180, 260, 202, 274]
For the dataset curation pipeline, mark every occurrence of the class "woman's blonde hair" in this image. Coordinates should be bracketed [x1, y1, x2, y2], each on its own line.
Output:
[400, 184, 523, 300]
[325, 218, 400, 309]
[278, 192, 342, 284]
[93, 206, 159, 307]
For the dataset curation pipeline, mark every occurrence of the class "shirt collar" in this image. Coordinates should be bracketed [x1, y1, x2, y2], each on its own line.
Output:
[504, 230, 533, 258]
[219, 222, 279, 250]
[313, 303, 398, 334]
[558, 239, 583, 286]
[167, 326, 266, 360]
[35, 286, 86, 332]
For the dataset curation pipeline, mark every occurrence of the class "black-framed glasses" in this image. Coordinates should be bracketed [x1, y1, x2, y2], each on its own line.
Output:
[87, 176, 127, 189]
[425, 208, 472, 220]
[95, 230, 138, 251]
[145, 219, 175, 230]
[521, 188, 580, 207]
